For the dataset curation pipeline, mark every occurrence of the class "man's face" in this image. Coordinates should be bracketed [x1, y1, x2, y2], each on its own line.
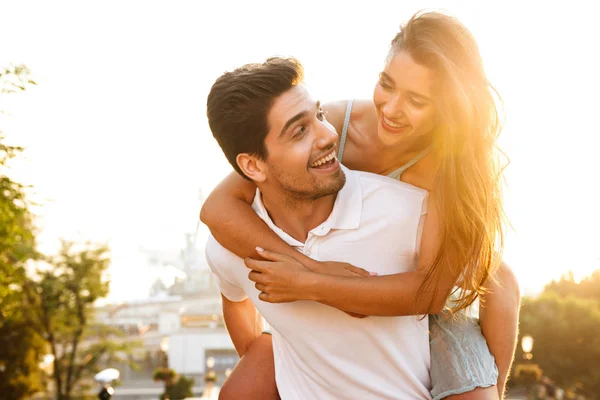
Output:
[260, 85, 345, 201]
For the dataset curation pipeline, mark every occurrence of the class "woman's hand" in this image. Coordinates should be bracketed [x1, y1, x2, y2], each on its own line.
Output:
[245, 248, 372, 318]
[244, 249, 314, 303]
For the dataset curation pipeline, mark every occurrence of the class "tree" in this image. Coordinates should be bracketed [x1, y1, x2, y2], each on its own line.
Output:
[153, 368, 194, 400]
[518, 289, 600, 398]
[164, 375, 194, 400]
[545, 269, 600, 303]
[24, 240, 132, 400]
[0, 65, 44, 400]
[1, 65, 138, 399]
[0, 64, 36, 93]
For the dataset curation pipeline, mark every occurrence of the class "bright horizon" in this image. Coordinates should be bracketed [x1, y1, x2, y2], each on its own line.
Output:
[1, 1, 599, 301]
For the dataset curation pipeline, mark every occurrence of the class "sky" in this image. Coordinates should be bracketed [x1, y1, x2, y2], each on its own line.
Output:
[1, 1, 599, 301]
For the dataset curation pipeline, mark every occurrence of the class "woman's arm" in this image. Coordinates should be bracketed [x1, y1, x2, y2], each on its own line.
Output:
[200, 171, 302, 260]
[248, 193, 458, 315]
[201, 172, 371, 281]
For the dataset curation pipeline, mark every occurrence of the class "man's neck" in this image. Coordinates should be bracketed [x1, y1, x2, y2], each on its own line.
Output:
[259, 188, 337, 243]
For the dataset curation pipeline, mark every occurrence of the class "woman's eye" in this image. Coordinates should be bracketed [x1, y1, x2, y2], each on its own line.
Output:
[410, 98, 426, 108]
[379, 80, 392, 90]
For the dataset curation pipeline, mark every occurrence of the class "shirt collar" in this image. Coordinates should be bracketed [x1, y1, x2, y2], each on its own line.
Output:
[251, 166, 362, 243]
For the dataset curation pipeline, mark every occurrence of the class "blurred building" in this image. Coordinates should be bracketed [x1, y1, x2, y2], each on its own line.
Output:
[94, 230, 238, 381]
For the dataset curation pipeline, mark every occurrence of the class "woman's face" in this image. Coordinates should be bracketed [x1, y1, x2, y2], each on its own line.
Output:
[373, 50, 438, 150]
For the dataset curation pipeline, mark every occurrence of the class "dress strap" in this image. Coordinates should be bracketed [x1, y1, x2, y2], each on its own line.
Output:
[337, 100, 354, 162]
[387, 146, 432, 180]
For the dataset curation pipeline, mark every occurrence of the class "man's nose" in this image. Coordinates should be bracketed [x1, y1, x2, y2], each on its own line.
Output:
[315, 121, 338, 149]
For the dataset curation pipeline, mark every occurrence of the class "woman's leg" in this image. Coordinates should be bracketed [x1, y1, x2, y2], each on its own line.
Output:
[444, 387, 498, 399]
[429, 314, 499, 400]
[219, 333, 279, 400]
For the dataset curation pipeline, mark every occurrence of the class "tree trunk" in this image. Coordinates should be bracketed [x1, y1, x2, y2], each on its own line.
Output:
[64, 294, 86, 399]
[46, 325, 62, 399]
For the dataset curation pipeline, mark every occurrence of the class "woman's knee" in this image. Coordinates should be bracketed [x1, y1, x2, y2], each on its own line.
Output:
[219, 333, 278, 400]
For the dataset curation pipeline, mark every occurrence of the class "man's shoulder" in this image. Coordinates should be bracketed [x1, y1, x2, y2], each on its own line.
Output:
[205, 235, 243, 270]
[350, 169, 428, 200]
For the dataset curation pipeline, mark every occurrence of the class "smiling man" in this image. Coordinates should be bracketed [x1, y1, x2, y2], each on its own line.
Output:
[204, 57, 431, 399]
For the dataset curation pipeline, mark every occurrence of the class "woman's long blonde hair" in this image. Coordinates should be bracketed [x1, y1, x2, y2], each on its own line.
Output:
[391, 11, 507, 313]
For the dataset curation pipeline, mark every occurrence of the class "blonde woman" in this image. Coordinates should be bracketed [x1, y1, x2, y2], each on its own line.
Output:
[202, 11, 520, 400]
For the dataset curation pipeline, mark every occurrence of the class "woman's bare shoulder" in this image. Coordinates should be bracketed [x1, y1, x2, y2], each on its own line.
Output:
[323, 99, 374, 133]
[322, 100, 349, 132]
[350, 100, 376, 118]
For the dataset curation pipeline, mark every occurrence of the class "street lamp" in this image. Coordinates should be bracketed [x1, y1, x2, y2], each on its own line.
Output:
[206, 356, 215, 370]
[204, 356, 217, 398]
[521, 335, 534, 360]
[160, 337, 170, 400]
[520, 334, 537, 397]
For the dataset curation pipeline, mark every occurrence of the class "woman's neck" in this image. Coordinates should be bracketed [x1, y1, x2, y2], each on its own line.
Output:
[340, 100, 439, 189]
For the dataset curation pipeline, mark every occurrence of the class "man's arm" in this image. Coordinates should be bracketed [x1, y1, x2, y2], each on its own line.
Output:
[221, 294, 263, 357]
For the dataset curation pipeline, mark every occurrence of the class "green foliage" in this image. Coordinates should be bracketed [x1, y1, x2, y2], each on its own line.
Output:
[0, 66, 44, 400]
[204, 369, 217, 383]
[518, 273, 600, 398]
[160, 375, 195, 400]
[24, 241, 141, 399]
[512, 364, 543, 386]
[545, 270, 600, 303]
[0, 318, 45, 400]
[153, 367, 176, 383]
[0, 65, 37, 93]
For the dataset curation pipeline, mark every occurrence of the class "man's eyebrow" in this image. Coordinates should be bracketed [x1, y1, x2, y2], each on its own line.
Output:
[380, 72, 432, 102]
[279, 101, 322, 137]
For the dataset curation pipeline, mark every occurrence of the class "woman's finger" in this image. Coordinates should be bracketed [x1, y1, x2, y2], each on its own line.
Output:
[248, 270, 264, 284]
[255, 283, 267, 293]
[344, 311, 368, 319]
[348, 265, 371, 277]
[256, 247, 294, 263]
[244, 257, 270, 272]
[258, 292, 274, 303]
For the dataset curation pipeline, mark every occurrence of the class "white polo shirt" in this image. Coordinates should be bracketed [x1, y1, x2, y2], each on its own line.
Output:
[206, 167, 432, 400]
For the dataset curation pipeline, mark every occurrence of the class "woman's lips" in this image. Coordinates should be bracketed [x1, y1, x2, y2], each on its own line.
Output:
[381, 115, 410, 134]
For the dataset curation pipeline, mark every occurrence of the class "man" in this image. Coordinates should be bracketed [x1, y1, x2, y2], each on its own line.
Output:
[204, 57, 431, 399]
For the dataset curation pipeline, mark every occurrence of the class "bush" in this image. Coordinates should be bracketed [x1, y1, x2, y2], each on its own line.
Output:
[153, 367, 176, 383]
[160, 375, 194, 400]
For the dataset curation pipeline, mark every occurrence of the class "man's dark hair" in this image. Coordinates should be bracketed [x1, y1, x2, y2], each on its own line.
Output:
[206, 57, 304, 178]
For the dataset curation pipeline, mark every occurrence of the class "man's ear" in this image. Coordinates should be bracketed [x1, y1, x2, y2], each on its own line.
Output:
[236, 153, 267, 183]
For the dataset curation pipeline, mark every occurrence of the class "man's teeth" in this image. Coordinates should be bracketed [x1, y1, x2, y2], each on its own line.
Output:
[384, 116, 405, 128]
[311, 151, 336, 167]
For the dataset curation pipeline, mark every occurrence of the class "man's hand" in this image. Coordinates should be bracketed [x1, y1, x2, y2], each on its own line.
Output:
[245, 248, 372, 318]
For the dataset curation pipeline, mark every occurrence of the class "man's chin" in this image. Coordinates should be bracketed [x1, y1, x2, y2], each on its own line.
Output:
[318, 169, 346, 198]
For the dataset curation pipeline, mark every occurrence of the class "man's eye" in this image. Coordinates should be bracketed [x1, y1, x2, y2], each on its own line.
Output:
[293, 126, 307, 137]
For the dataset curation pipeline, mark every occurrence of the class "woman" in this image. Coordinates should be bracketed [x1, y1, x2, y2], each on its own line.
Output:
[202, 11, 520, 400]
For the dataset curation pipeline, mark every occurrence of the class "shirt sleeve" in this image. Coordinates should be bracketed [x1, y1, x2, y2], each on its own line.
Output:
[205, 235, 248, 302]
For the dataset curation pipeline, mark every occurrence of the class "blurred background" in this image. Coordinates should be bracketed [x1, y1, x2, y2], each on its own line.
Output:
[1, 1, 598, 399]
